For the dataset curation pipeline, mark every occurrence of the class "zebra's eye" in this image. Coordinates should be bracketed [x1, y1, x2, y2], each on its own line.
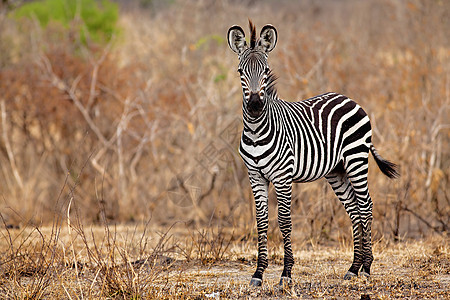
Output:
[265, 67, 270, 74]
[237, 68, 243, 75]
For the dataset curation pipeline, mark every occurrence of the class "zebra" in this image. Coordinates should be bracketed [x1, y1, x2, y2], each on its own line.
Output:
[227, 20, 399, 287]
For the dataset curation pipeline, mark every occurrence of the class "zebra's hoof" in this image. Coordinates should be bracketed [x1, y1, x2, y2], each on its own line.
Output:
[360, 271, 370, 278]
[343, 271, 357, 280]
[250, 277, 262, 287]
[278, 276, 292, 288]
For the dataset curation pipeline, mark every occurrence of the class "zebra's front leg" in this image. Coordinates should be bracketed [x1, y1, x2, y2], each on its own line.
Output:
[274, 180, 294, 287]
[248, 170, 269, 287]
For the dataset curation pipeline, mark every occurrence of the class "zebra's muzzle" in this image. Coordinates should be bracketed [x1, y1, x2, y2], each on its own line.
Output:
[247, 92, 264, 118]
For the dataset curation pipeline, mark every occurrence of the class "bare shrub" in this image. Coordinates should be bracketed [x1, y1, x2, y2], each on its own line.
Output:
[0, 213, 64, 298]
[180, 223, 234, 265]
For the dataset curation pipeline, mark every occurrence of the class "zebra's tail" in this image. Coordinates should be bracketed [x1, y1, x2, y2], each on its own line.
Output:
[370, 145, 400, 179]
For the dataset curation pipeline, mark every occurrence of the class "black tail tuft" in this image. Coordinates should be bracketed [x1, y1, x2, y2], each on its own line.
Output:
[370, 145, 400, 179]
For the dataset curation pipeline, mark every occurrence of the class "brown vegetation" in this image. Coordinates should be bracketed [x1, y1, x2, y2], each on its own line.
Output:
[1, 0, 447, 238]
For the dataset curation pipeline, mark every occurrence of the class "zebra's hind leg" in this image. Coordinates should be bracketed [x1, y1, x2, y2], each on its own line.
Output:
[248, 170, 270, 286]
[345, 157, 374, 278]
[325, 166, 365, 279]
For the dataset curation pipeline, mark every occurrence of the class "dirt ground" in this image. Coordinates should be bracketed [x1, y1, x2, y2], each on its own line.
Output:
[158, 238, 449, 299]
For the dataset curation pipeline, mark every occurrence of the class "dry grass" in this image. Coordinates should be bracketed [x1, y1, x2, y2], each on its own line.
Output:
[0, 222, 448, 299]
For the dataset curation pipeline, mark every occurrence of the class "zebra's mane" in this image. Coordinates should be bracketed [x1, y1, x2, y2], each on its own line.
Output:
[249, 19, 257, 49]
[266, 70, 278, 98]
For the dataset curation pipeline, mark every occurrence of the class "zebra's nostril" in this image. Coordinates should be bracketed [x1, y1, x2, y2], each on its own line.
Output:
[247, 92, 263, 117]
[249, 92, 260, 103]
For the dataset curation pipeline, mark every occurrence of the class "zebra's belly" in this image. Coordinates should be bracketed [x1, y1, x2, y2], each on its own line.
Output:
[290, 145, 339, 183]
[291, 165, 332, 183]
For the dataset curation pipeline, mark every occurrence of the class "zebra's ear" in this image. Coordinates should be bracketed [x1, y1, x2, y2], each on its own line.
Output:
[228, 25, 247, 54]
[259, 24, 277, 53]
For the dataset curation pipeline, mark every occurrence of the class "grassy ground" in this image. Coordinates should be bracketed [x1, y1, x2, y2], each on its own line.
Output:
[0, 223, 448, 299]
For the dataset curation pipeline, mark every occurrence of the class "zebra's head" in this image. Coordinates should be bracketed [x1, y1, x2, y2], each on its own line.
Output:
[228, 20, 277, 118]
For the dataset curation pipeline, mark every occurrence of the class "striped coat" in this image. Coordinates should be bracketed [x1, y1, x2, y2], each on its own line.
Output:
[228, 21, 398, 287]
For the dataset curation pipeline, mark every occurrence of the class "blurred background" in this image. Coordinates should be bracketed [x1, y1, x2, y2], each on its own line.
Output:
[0, 0, 448, 243]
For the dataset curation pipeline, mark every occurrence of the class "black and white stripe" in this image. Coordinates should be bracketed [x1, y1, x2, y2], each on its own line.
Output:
[228, 21, 399, 287]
